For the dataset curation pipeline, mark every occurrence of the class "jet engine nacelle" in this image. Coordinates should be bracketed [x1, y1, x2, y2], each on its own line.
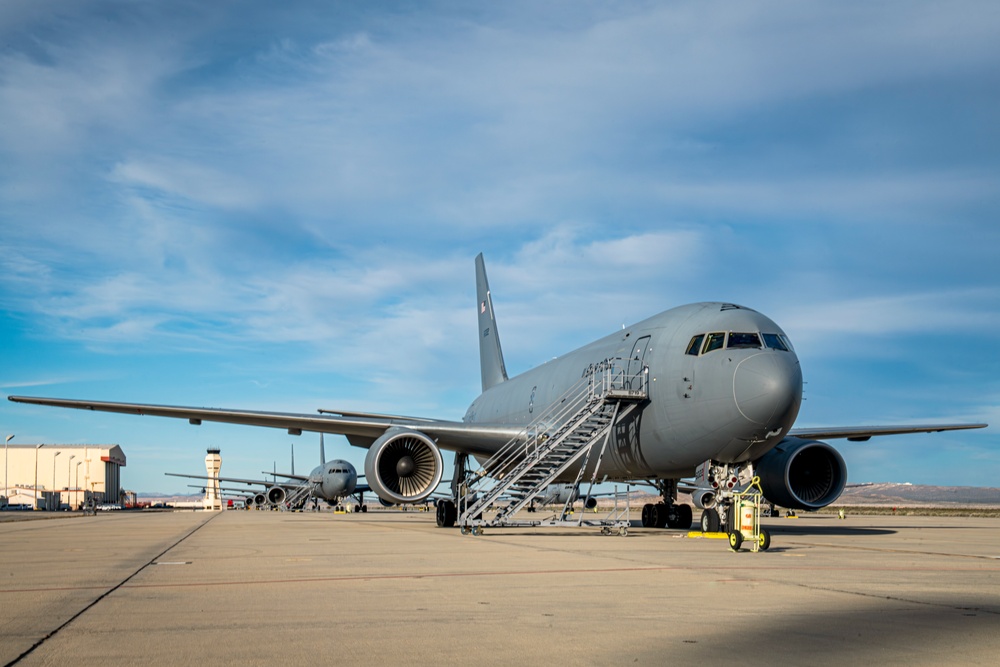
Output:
[583, 496, 597, 510]
[691, 488, 716, 510]
[364, 428, 444, 504]
[754, 438, 847, 510]
[252, 492, 266, 507]
[266, 486, 286, 505]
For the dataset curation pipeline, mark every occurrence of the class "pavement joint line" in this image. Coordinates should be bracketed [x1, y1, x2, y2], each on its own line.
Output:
[4, 562, 996, 595]
[2, 512, 220, 667]
[779, 539, 1000, 561]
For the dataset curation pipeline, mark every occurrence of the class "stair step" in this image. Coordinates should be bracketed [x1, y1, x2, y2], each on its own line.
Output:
[458, 381, 640, 525]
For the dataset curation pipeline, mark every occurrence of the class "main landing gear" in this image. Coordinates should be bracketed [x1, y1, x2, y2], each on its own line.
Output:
[640, 479, 694, 529]
[640, 501, 693, 529]
[436, 499, 457, 528]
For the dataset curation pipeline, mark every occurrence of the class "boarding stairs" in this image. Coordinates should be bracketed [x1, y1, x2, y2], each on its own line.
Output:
[280, 482, 316, 510]
[458, 360, 647, 530]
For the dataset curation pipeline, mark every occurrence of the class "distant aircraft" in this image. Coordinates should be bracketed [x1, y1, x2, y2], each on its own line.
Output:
[522, 482, 607, 512]
[166, 435, 370, 511]
[8, 254, 987, 531]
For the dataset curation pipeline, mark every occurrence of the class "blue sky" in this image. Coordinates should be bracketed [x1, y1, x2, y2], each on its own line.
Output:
[2, 0, 998, 494]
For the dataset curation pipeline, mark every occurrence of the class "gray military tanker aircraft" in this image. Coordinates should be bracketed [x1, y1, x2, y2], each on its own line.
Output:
[166, 435, 369, 510]
[8, 254, 986, 530]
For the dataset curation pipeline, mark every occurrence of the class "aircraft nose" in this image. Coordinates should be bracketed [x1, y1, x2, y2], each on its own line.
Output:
[733, 352, 802, 427]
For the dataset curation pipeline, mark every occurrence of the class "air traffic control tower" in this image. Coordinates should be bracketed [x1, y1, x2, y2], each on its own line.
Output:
[203, 448, 222, 511]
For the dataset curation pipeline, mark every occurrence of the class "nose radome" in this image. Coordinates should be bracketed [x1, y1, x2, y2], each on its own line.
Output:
[733, 352, 801, 427]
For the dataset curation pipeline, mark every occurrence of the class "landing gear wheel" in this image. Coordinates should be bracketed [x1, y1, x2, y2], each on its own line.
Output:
[729, 530, 743, 551]
[436, 499, 457, 528]
[641, 503, 653, 527]
[700, 508, 721, 533]
[667, 504, 693, 529]
[758, 528, 771, 551]
[678, 504, 693, 529]
[651, 503, 668, 528]
[360, 504, 368, 513]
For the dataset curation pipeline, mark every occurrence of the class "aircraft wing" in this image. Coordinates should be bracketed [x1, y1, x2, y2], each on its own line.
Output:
[788, 423, 987, 442]
[261, 471, 311, 482]
[7, 395, 522, 455]
[165, 472, 304, 488]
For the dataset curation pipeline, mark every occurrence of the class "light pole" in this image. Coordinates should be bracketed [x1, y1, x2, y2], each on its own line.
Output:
[52, 451, 60, 511]
[75, 461, 82, 510]
[67, 455, 75, 509]
[34, 444, 43, 510]
[4, 434, 13, 507]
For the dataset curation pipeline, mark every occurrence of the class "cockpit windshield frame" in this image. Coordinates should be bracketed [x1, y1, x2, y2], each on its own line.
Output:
[702, 332, 726, 354]
[686, 331, 794, 356]
[727, 332, 762, 350]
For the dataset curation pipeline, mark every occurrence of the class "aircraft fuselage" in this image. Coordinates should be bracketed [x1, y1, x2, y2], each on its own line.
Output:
[308, 459, 358, 502]
[462, 302, 802, 480]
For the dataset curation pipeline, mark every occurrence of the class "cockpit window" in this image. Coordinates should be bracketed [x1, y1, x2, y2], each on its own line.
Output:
[727, 332, 762, 349]
[702, 332, 726, 354]
[685, 334, 704, 356]
[762, 333, 788, 351]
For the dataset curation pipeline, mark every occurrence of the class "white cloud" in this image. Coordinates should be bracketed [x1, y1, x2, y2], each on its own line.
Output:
[778, 288, 1000, 345]
[2, 1, 998, 489]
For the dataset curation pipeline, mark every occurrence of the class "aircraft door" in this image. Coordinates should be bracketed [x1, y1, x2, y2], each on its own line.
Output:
[626, 336, 651, 387]
[608, 334, 654, 478]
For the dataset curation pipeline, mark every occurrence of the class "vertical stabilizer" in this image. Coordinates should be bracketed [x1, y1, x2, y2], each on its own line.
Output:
[320, 433, 326, 465]
[476, 253, 509, 391]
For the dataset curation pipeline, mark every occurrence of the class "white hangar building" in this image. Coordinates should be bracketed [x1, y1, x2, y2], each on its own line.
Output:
[1, 444, 126, 510]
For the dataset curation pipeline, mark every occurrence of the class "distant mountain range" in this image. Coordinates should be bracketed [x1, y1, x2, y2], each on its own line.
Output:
[838, 482, 1000, 506]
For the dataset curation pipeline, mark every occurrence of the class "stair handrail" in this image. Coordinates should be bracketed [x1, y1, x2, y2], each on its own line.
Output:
[460, 358, 646, 521]
[466, 358, 645, 487]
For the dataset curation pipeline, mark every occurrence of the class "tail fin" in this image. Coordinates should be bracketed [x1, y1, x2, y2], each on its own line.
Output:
[476, 253, 509, 391]
[320, 434, 326, 465]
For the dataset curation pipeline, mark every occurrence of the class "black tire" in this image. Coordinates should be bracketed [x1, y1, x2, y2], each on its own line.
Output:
[674, 504, 693, 530]
[700, 508, 721, 533]
[653, 502, 669, 528]
[641, 503, 653, 527]
[436, 499, 457, 527]
[729, 530, 743, 551]
[758, 528, 771, 551]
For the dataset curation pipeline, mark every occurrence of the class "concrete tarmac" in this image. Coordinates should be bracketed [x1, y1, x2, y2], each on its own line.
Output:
[2, 509, 999, 666]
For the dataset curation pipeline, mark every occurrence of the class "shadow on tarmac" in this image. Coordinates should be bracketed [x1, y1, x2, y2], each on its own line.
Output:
[635, 598, 1000, 663]
[764, 523, 896, 537]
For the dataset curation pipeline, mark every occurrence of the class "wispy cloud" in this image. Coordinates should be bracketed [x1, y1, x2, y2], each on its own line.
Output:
[1, 1, 996, 490]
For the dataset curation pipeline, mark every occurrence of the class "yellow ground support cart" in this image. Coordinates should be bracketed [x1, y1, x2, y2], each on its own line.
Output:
[728, 476, 771, 552]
